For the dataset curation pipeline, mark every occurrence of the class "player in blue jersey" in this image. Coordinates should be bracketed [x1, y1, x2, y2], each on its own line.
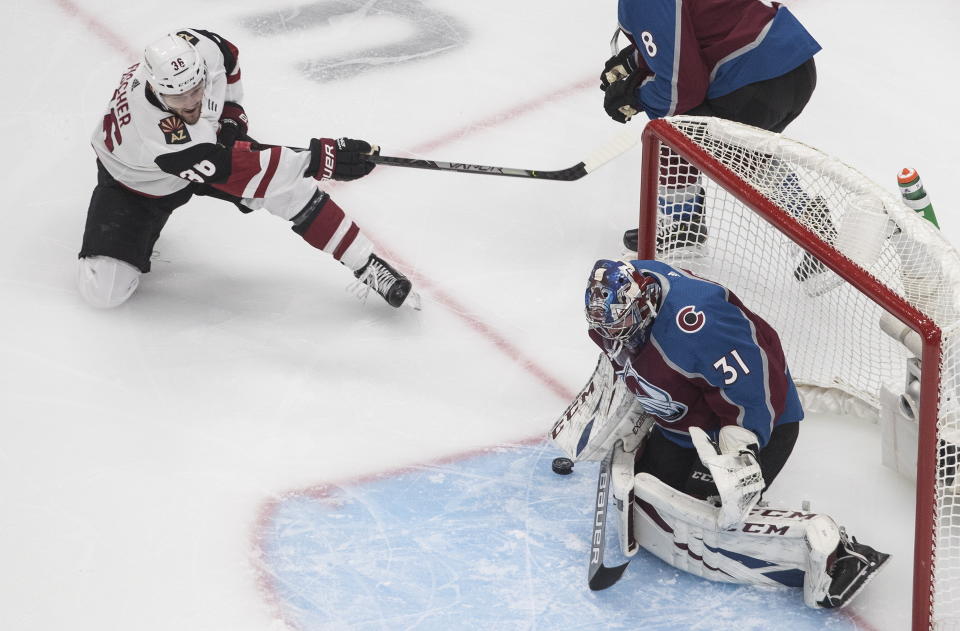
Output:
[603, 0, 824, 275]
[585, 258, 803, 498]
[601, 0, 819, 128]
[571, 258, 888, 609]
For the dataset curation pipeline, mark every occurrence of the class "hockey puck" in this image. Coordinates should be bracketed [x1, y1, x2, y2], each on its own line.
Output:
[552, 457, 574, 475]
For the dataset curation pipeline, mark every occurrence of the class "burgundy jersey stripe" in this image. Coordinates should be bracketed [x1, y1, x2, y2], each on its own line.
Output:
[332, 223, 360, 260]
[212, 145, 262, 196]
[302, 198, 346, 249]
[254, 147, 281, 198]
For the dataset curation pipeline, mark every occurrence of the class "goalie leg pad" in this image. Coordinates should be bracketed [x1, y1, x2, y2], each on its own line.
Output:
[632, 473, 889, 608]
[610, 421, 654, 558]
[634, 473, 826, 589]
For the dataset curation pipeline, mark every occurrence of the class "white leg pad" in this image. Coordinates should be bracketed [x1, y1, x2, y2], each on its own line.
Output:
[802, 513, 842, 608]
[633, 472, 838, 601]
[77, 256, 141, 308]
[610, 425, 652, 558]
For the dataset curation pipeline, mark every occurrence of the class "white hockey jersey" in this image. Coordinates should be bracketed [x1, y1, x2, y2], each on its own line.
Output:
[91, 28, 243, 197]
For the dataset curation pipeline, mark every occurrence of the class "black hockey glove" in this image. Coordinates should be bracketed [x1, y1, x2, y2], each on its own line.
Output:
[218, 102, 249, 147]
[603, 71, 644, 124]
[600, 44, 638, 91]
[307, 137, 380, 182]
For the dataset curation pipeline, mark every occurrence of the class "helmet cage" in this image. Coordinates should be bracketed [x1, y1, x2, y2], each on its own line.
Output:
[585, 261, 661, 343]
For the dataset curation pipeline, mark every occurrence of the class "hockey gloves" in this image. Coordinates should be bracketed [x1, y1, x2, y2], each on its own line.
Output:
[600, 44, 638, 91]
[308, 137, 380, 182]
[603, 71, 644, 124]
[690, 426, 765, 530]
[218, 102, 249, 147]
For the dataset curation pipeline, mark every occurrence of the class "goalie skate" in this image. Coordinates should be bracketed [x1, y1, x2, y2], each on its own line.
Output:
[819, 528, 891, 609]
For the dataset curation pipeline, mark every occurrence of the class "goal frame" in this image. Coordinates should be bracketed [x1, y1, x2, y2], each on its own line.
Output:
[637, 118, 943, 630]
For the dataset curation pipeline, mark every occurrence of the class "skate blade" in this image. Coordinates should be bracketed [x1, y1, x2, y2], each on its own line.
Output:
[402, 290, 423, 311]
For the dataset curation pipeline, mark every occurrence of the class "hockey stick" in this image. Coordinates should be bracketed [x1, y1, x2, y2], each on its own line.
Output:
[366, 129, 637, 181]
[255, 130, 638, 182]
[588, 441, 630, 590]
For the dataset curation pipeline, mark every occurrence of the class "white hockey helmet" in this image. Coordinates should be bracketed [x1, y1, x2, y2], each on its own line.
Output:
[143, 33, 205, 96]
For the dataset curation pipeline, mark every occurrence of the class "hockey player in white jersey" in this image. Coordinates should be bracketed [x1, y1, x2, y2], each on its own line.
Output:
[79, 29, 414, 309]
[551, 259, 889, 609]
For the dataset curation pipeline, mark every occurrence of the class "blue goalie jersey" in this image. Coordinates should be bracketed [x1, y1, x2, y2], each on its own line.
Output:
[589, 260, 803, 448]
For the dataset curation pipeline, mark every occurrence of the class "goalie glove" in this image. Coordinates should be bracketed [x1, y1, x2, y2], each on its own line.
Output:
[690, 426, 764, 530]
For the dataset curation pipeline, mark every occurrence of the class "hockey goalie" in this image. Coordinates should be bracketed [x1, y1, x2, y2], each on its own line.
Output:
[550, 258, 889, 609]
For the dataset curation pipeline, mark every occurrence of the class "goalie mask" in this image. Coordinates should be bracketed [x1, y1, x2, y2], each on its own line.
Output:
[585, 260, 661, 343]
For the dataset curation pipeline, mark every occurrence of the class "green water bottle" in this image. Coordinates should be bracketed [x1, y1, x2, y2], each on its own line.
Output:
[897, 167, 939, 228]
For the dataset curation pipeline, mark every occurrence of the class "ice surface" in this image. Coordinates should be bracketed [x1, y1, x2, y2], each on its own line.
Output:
[1, 1, 957, 630]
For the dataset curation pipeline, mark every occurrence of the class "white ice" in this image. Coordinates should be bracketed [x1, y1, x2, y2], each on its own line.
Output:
[1, 0, 958, 630]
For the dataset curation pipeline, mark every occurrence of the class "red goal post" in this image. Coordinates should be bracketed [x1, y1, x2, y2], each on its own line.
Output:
[637, 116, 960, 630]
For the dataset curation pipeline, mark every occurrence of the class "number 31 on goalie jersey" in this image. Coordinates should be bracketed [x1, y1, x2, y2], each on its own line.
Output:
[713, 349, 751, 385]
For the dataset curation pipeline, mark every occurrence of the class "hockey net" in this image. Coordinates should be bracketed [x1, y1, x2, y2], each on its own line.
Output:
[637, 116, 960, 630]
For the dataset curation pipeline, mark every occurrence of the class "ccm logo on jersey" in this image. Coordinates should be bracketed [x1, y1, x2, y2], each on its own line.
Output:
[159, 116, 192, 145]
[676, 305, 706, 333]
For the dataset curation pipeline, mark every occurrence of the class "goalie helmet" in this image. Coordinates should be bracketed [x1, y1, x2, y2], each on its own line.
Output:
[143, 33, 205, 96]
[585, 260, 661, 343]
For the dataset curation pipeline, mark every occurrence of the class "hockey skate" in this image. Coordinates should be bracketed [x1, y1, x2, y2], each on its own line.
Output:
[623, 184, 708, 255]
[622, 215, 709, 254]
[818, 528, 890, 609]
[793, 196, 836, 282]
[353, 253, 416, 308]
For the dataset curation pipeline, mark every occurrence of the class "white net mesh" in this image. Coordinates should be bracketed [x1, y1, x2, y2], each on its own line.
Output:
[646, 116, 960, 629]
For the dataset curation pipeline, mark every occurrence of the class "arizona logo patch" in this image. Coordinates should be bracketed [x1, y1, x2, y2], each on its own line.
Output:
[158, 116, 191, 145]
[175, 30, 199, 45]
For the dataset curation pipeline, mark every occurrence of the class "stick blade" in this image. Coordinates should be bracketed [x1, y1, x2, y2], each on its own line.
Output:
[588, 561, 630, 591]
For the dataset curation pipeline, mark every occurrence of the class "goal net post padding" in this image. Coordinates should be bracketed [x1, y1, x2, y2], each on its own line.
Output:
[636, 116, 960, 631]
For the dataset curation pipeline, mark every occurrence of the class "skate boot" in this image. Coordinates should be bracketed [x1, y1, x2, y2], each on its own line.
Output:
[623, 219, 709, 253]
[623, 185, 708, 254]
[354, 253, 413, 308]
[817, 528, 890, 609]
[793, 252, 826, 282]
[793, 197, 836, 282]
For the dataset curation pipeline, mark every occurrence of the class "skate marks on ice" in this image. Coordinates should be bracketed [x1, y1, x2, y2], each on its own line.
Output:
[240, 0, 469, 83]
[253, 442, 860, 630]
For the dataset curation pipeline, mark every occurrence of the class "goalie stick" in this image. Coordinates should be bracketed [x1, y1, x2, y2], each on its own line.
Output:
[253, 130, 638, 182]
[588, 441, 630, 590]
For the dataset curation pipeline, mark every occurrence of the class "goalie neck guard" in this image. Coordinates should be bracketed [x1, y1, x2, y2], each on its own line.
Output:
[585, 260, 661, 344]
